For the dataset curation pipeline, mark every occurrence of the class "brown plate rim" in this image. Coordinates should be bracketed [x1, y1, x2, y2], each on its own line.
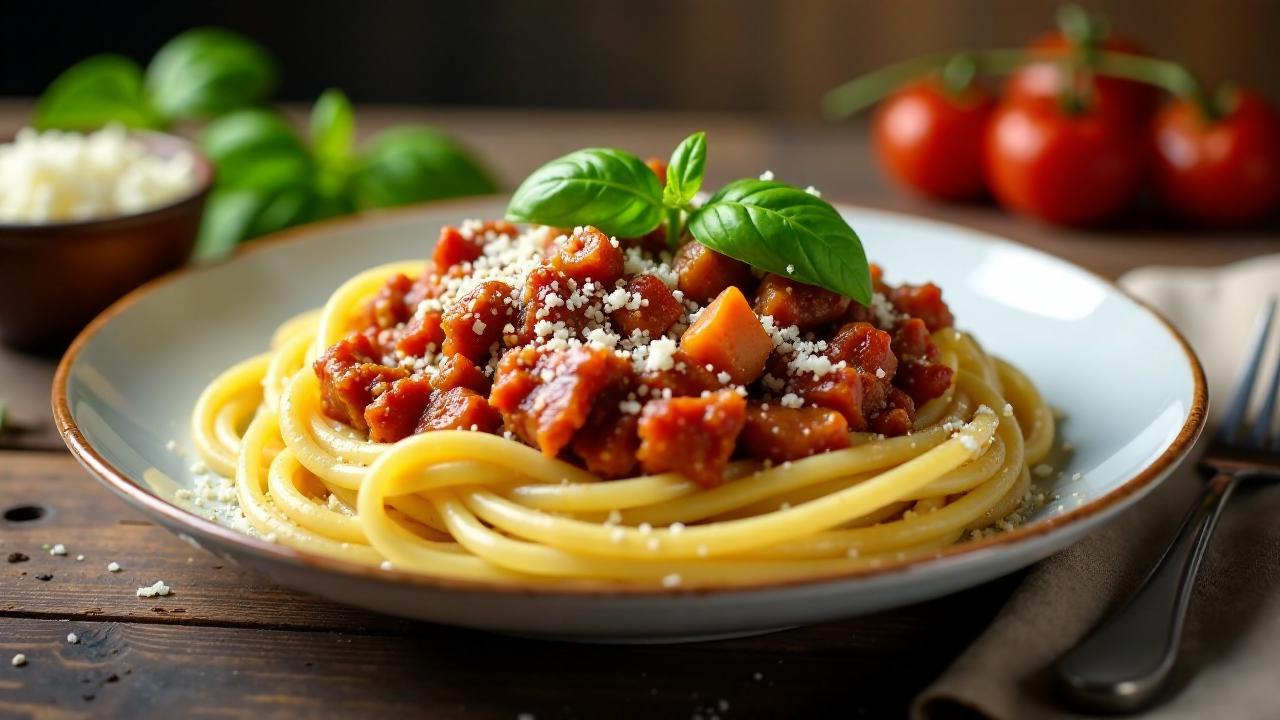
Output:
[52, 197, 1209, 598]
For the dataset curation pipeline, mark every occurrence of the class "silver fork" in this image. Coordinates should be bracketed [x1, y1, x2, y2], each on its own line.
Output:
[1055, 296, 1280, 714]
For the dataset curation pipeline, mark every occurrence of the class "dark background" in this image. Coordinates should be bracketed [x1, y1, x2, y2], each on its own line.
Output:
[3, 0, 1277, 114]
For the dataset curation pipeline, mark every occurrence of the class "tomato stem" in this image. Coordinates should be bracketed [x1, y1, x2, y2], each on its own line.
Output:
[823, 48, 1209, 120]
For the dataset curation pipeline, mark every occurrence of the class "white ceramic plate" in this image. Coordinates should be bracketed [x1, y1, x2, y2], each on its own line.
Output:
[55, 197, 1206, 642]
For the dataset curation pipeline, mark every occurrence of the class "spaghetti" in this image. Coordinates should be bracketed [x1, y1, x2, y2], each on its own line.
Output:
[190, 221, 1054, 588]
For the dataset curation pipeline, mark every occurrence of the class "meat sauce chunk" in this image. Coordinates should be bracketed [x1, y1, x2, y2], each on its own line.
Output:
[418, 387, 502, 434]
[364, 375, 433, 443]
[673, 241, 754, 305]
[490, 345, 630, 457]
[356, 273, 416, 333]
[889, 282, 954, 332]
[393, 311, 444, 357]
[571, 386, 641, 478]
[516, 266, 590, 344]
[753, 274, 851, 330]
[740, 404, 850, 463]
[432, 221, 517, 274]
[637, 390, 746, 488]
[314, 333, 408, 433]
[611, 273, 683, 339]
[431, 353, 490, 394]
[891, 318, 954, 406]
[551, 226, 625, 287]
[441, 280, 517, 361]
[638, 350, 724, 398]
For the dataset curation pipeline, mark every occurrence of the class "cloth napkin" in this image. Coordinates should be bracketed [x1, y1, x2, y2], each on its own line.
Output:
[913, 254, 1280, 720]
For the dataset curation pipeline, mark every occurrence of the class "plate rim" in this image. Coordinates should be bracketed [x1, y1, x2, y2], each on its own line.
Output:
[51, 196, 1209, 598]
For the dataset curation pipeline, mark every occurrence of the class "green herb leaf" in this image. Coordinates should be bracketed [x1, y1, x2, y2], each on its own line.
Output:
[689, 180, 871, 304]
[353, 127, 496, 209]
[310, 88, 355, 172]
[199, 109, 312, 190]
[507, 148, 663, 238]
[33, 55, 162, 130]
[145, 28, 276, 120]
[663, 131, 706, 209]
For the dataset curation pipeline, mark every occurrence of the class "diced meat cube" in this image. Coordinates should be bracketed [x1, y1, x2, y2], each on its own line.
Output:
[571, 386, 641, 478]
[890, 282, 954, 332]
[638, 350, 724, 397]
[490, 345, 631, 457]
[679, 286, 773, 385]
[551, 226, 625, 286]
[892, 317, 940, 362]
[430, 353, 490, 394]
[441, 280, 517, 361]
[895, 359, 954, 407]
[314, 333, 408, 433]
[791, 367, 868, 431]
[393, 311, 444, 357]
[365, 375, 434, 443]
[673, 241, 754, 305]
[637, 390, 747, 488]
[356, 273, 416, 332]
[871, 388, 916, 437]
[827, 322, 897, 379]
[516, 266, 590, 344]
[418, 387, 502, 434]
[752, 274, 851, 330]
[433, 226, 483, 274]
[740, 403, 851, 462]
[610, 273, 683, 338]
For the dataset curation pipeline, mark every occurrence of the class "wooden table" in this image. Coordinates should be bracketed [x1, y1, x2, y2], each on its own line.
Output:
[1, 102, 1275, 718]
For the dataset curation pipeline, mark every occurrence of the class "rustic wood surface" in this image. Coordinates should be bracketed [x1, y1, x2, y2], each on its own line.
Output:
[0, 100, 1274, 718]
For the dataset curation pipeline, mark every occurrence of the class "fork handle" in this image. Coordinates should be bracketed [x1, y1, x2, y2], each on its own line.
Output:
[1054, 472, 1238, 713]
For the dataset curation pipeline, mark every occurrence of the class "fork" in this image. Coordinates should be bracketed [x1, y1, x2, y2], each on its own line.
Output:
[1055, 296, 1280, 714]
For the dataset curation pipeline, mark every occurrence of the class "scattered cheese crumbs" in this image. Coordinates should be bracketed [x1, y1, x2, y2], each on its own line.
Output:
[106, 562, 122, 573]
[1033, 464, 1054, 478]
[66, 633, 78, 644]
[11, 654, 26, 667]
[1072, 472, 1083, 481]
[263, 533, 278, 543]
[804, 185, 822, 197]
[875, 367, 886, 379]
[638, 522, 653, 535]
[189, 461, 208, 476]
[471, 318, 487, 335]
[606, 510, 622, 525]
[758, 169, 775, 181]
[1002, 403, 1014, 417]
[696, 544, 709, 558]
[785, 264, 795, 274]
[610, 528, 626, 544]
[668, 522, 685, 535]
[164, 439, 178, 451]
[380, 561, 393, 571]
[136, 580, 171, 598]
[75, 555, 84, 562]
[779, 393, 804, 409]
[646, 537, 661, 551]
[50, 544, 66, 556]
[644, 337, 678, 372]
[846, 548, 860, 559]
[661, 573, 683, 588]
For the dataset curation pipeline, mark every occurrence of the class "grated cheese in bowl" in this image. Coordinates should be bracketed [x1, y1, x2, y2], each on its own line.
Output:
[0, 124, 197, 224]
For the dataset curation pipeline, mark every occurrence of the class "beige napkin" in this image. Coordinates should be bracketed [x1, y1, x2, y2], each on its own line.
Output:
[913, 255, 1280, 720]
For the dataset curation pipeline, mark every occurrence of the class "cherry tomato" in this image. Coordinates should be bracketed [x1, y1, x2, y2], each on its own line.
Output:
[1005, 31, 1159, 128]
[1151, 91, 1280, 225]
[872, 80, 995, 201]
[984, 97, 1144, 226]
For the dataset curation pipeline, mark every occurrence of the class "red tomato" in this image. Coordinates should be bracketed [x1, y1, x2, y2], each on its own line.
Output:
[984, 98, 1144, 226]
[872, 80, 995, 201]
[1151, 91, 1280, 225]
[1005, 31, 1159, 128]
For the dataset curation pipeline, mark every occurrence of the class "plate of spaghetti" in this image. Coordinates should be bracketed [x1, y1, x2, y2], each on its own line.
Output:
[55, 135, 1205, 641]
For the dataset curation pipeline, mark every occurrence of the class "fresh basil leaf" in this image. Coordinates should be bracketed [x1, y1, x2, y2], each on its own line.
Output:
[663, 131, 706, 209]
[194, 188, 269, 260]
[689, 179, 871, 304]
[145, 28, 276, 120]
[353, 126, 496, 209]
[199, 109, 312, 190]
[310, 88, 355, 172]
[33, 55, 161, 130]
[507, 148, 663, 238]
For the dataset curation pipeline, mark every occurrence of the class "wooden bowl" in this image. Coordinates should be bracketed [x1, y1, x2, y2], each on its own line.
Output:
[0, 131, 214, 354]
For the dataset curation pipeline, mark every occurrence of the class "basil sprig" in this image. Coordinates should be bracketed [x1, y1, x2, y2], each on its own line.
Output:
[196, 89, 496, 259]
[506, 132, 871, 304]
[34, 28, 276, 131]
